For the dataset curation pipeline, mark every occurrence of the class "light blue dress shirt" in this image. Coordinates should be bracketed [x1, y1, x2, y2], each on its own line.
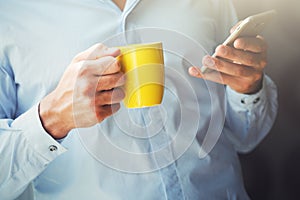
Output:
[0, 0, 278, 199]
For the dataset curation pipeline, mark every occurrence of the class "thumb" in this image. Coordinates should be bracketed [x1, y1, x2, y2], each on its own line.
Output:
[73, 43, 120, 62]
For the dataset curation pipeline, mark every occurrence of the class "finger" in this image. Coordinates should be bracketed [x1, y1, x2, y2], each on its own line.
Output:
[233, 36, 267, 53]
[200, 69, 263, 94]
[73, 43, 120, 62]
[189, 67, 228, 85]
[202, 55, 260, 78]
[95, 88, 125, 106]
[78, 56, 121, 76]
[189, 65, 229, 85]
[95, 103, 121, 122]
[188, 66, 204, 78]
[193, 69, 238, 90]
[215, 45, 267, 70]
[96, 72, 125, 91]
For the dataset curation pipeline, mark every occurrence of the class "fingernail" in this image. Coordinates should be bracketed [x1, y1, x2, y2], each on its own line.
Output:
[190, 67, 200, 76]
[203, 56, 215, 67]
[106, 47, 120, 55]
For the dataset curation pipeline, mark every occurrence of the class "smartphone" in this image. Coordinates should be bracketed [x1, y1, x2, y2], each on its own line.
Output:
[201, 9, 276, 73]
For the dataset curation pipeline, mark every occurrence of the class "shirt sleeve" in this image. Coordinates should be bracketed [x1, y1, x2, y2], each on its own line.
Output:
[224, 75, 278, 153]
[0, 61, 67, 199]
[212, 0, 278, 153]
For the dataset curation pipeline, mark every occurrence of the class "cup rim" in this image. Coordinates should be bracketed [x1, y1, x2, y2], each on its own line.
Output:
[118, 41, 163, 52]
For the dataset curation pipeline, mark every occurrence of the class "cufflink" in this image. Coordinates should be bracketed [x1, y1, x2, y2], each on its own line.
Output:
[49, 145, 58, 152]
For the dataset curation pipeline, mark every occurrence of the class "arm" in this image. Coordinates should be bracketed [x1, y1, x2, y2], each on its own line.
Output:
[39, 44, 124, 139]
[188, 0, 278, 152]
[0, 44, 125, 199]
[0, 61, 66, 199]
[189, 33, 278, 152]
[224, 75, 278, 152]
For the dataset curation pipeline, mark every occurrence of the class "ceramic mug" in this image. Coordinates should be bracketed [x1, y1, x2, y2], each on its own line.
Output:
[118, 42, 164, 108]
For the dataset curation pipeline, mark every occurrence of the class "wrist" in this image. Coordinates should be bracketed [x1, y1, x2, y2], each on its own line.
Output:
[39, 92, 73, 139]
[245, 76, 264, 95]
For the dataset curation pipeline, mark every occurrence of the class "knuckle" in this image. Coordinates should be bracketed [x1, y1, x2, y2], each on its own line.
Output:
[90, 43, 108, 60]
[235, 67, 245, 77]
[73, 53, 83, 62]
[248, 73, 261, 87]
[259, 58, 267, 68]
[90, 44, 105, 59]
[95, 109, 105, 122]
[98, 74, 124, 91]
[110, 76, 120, 87]
[110, 57, 120, 69]
[239, 73, 261, 93]
[260, 61, 267, 69]
[77, 61, 90, 76]
[114, 73, 125, 86]
[107, 56, 118, 66]
[115, 60, 121, 71]
[97, 106, 114, 120]
[213, 59, 222, 70]
[94, 94, 103, 106]
[219, 45, 229, 56]
[96, 78, 106, 91]
[102, 91, 113, 103]
[75, 77, 96, 97]
[248, 55, 258, 67]
[225, 46, 234, 57]
[253, 73, 262, 82]
[103, 56, 119, 71]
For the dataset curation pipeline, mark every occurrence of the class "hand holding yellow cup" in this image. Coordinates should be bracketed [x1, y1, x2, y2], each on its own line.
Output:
[118, 42, 165, 109]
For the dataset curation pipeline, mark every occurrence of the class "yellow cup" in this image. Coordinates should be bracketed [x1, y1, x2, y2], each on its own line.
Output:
[118, 42, 165, 108]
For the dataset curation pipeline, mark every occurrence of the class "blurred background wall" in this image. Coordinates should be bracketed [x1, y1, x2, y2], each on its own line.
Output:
[232, 0, 300, 199]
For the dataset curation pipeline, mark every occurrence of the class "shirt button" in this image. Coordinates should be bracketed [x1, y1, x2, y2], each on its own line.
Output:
[241, 99, 246, 104]
[49, 145, 58, 152]
[253, 97, 260, 104]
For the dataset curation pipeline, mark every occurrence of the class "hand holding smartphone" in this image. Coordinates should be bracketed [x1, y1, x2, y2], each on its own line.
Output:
[201, 9, 276, 73]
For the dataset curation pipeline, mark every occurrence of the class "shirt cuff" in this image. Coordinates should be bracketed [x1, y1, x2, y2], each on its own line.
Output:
[226, 76, 269, 111]
[11, 104, 67, 161]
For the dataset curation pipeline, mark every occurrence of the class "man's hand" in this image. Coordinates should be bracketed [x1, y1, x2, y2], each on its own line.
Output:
[39, 43, 125, 139]
[189, 26, 268, 94]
